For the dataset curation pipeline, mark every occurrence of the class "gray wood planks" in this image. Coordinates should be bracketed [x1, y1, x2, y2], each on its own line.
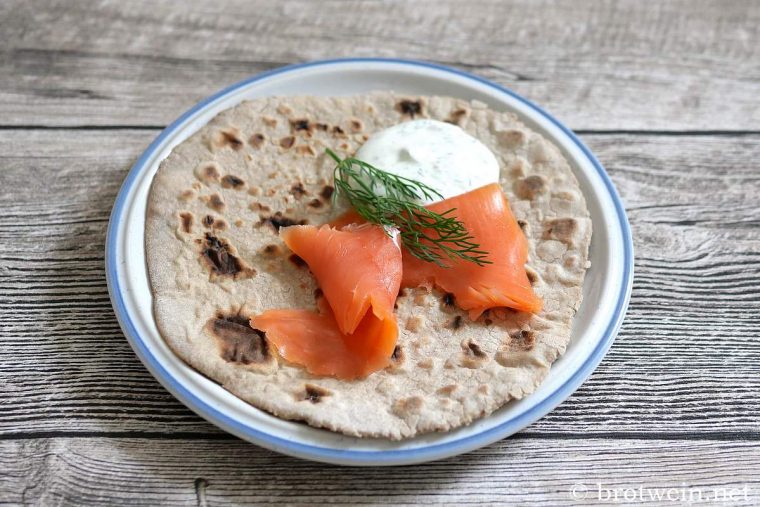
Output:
[1, 0, 758, 129]
[2, 438, 758, 505]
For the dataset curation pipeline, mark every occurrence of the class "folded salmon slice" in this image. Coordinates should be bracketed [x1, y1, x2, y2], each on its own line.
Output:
[250, 224, 401, 379]
[251, 298, 397, 379]
[281, 224, 401, 335]
[401, 183, 542, 318]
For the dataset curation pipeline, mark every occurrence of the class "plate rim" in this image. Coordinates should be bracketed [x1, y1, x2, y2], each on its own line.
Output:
[106, 57, 634, 465]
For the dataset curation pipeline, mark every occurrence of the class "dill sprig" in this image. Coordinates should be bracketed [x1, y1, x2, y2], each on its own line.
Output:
[326, 148, 491, 267]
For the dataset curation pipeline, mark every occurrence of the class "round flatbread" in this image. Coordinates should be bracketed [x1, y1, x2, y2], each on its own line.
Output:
[145, 93, 591, 439]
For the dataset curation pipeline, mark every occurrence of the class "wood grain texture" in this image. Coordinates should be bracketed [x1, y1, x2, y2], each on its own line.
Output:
[1, 438, 759, 505]
[2, 0, 760, 503]
[1, 0, 758, 130]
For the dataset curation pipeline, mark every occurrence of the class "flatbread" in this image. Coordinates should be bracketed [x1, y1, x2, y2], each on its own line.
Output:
[145, 93, 591, 439]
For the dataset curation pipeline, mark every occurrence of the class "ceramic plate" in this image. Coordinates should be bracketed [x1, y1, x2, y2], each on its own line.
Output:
[106, 58, 633, 466]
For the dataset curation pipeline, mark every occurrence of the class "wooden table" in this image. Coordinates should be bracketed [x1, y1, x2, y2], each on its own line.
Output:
[2, 0, 758, 504]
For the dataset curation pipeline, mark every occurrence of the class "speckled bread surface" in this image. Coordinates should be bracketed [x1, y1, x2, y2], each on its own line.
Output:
[145, 93, 591, 439]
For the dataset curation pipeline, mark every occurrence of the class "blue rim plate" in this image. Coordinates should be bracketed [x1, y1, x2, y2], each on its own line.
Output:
[106, 58, 633, 466]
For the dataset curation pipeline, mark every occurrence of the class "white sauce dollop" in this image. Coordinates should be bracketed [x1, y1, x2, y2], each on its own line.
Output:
[354, 119, 499, 205]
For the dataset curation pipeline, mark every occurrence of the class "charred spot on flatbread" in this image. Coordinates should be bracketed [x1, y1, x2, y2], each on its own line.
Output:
[249, 201, 271, 212]
[291, 118, 311, 132]
[295, 145, 317, 157]
[301, 384, 332, 403]
[509, 159, 526, 178]
[498, 129, 527, 148]
[405, 315, 424, 332]
[288, 254, 307, 269]
[349, 119, 363, 132]
[221, 175, 246, 190]
[214, 128, 245, 151]
[194, 163, 221, 184]
[200, 233, 255, 280]
[446, 108, 469, 125]
[392, 396, 424, 418]
[259, 212, 308, 232]
[262, 244, 282, 256]
[494, 329, 540, 369]
[331, 125, 347, 137]
[416, 357, 433, 369]
[510, 329, 536, 351]
[543, 218, 578, 244]
[447, 315, 464, 330]
[437, 384, 458, 396]
[178, 212, 193, 234]
[201, 215, 228, 230]
[203, 193, 225, 213]
[442, 292, 456, 307]
[396, 99, 423, 118]
[290, 182, 308, 199]
[279, 136, 295, 150]
[307, 198, 323, 209]
[289, 118, 327, 139]
[207, 314, 275, 371]
[525, 266, 539, 285]
[515, 175, 547, 200]
[319, 185, 334, 200]
[460, 338, 488, 369]
[249, 133, 266, 149]
[464, 339, 486, 358]
[200, 164, 220, 182]
[386, 345, 405, 372]
[201, 215, 229, 231]
[178, 189, 196, 201]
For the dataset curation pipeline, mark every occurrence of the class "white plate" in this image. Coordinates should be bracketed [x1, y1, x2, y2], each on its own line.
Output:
[106, 58, 633, 466]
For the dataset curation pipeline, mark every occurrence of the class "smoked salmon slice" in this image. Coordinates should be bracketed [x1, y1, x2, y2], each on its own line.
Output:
[251, 298, 397, 379]
[250, 224, 402, 379]
[279, 224, 401, 335]
[401, 183, 542, 319]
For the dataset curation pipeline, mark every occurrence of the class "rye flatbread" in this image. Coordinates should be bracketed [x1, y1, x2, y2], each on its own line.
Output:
[145, 93, 591, 439]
